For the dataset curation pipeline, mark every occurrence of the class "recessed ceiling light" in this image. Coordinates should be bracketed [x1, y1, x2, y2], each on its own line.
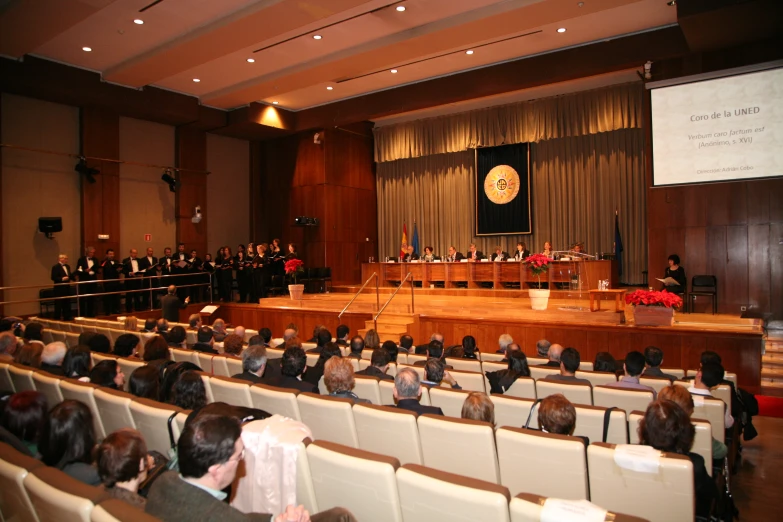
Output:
[246, 58, 255, 63]
[390, 69, 398, 74]
[557, 27, 567, 33]
[192, 78, 200, 83]
[465, 50, 474, 55]
[133, 19, 144, 25]
[313, 35, 322, 40]
[272, 101, 279, 105]
[326, 86, 333, 90]
[396, 5, 406, 11]
[82, 46, 92, 52]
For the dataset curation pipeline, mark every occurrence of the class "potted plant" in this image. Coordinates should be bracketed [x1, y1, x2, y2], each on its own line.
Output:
[525, 253, 551, 310]
[284, 259, 305, 300]
[625, 289, 683, 326]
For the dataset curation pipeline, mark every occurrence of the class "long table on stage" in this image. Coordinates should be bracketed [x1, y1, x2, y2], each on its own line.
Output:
[362, 260, 618, 290]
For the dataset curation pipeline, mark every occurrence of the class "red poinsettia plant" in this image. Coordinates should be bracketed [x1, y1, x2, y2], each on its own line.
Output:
[284, 258, 305, 284]
[625, 289, 683, 309]
[524, 253, 550, 286]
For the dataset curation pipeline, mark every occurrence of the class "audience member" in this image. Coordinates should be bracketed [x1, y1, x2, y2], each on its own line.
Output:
[87, 333, 112, 354]
[422, 359, 461, 389]
[258, 327, 273, 347]
[276, 327, 298, 348]
[496, 333, 514, 354]
[1, 391, 48, 456]
[390, 368, 443, 415]
[542, 343, 563, 367]
[211, 319, 228, 342]
[129, 366, 161, 401]
[159, 362, 202, 404]
[223, 334, 244, 357]
[266, 346, 318, 394]
[156, 318, 169, 335]
[307, 327, 332, 354]
[0, 331, 17, 362]
[95, 428, 151, 509]
[303, 342, 342, 386]
[40, 400, 100, 485]
[643, 346, 678, 381]
[143, 336, 171, 362]
[659, 384, 728, 461]
[62, 345, 92, 381]
[335, 324, 350, 346]
[461, 335, 478, 359]
[399, 334, 414, 354]
[542, 347, 591, 385]
[382, 340, 399, 363]
[306, 325, 325, 343]
[123, 316, 138, 332]
[187, 314, 202, 330]
[193, 326, 218, 354]
[324, 357, 370, 403]
[356, 348, 393, 381]
[170, 371, 208, 411]
[233, 326, 246, 343]
[604, 351, 657, 397]
[689, 362, 734, 429]
[461, 392, 495, 425]
[538, 394, 580, 439]
[232, 345, 267, 384]
[593, 351, 618, 374]
[113, 334, 140, 358]
[536, 339, 551, 358]
[40, 341, 67, 375]
[639, 399, 716, 518]
[14, 343, 43, 368]
[141, 318, 156, 333]
[486, 351, 530, 394]
[348, 336, 365, 359]
[414, 340, 452, 369]
[90, 360, 126, 390]
[22, 322, 44, 346]
[364, 329, 381, 350]
[500, 343, 521, 363]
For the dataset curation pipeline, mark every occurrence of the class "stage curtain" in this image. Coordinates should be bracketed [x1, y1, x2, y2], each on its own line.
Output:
[373, 83, 644, 162]
[376, 128, 647, 283]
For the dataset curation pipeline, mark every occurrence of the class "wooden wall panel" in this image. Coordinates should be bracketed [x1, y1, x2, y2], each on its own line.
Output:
[770, 223, 783, 320]
[176, 126, 208, 255]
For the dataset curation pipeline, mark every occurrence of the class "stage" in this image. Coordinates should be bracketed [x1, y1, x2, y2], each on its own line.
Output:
[207, 288, 765, 392]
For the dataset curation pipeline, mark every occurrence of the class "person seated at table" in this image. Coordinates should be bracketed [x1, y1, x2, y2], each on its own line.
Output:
[421, 246, 437, 262]
[445, 246, 464, 263]
[571, 242, 585, 259]
[466, 243, 484, 262]
[662, 254, 686, 295]
[514, 242, 530, 261]
[491, 246, 509, 262]
[401, 245, 419, 262]
[542, 241, 554, 258]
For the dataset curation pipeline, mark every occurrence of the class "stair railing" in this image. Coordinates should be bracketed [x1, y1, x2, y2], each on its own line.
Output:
[338, 272, 379, 320]
[374, 271, 414, 331]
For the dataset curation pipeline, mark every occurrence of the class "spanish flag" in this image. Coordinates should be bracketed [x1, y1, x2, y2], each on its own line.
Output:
[400, 223, 408, 258]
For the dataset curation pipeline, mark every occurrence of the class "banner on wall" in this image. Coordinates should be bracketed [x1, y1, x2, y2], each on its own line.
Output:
[475, 143, 532, 235]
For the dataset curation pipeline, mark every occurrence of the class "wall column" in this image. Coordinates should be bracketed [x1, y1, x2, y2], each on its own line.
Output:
[175, 125, 208, 256]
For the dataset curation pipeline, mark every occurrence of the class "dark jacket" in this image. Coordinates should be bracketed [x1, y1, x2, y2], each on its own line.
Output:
[643, 367, 679, 381]
[356, 366, 394, 381]
[485, 369, 525, 394]
[40, 363, 65, 376]
[542, 373, 592, 386]
[232, 371, 264, 384]
[192, 342, 218, 354]
[266, 375, 319, 394]
[160, 293, 187, 323]
[392, 398, 443, 416]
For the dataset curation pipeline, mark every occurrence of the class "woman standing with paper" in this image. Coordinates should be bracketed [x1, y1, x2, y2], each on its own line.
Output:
[659, 254, 686, 294]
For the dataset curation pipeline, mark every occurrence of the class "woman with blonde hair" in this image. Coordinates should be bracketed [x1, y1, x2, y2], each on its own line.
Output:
[364, 329, 381, 351]
[123, 316, 138, 332]
[461, 392, 495, 425]
[324, 357, 369, 403]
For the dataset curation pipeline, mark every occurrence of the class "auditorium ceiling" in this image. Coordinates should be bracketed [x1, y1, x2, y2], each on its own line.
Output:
[0, 0, 677, 112]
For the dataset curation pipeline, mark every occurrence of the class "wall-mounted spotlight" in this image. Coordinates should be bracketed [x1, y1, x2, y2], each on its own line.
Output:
[313, 132, 322, 144]
[74, 157, 99, 184]
[161, 169, 179, 192]
[192, 205, 203, 224]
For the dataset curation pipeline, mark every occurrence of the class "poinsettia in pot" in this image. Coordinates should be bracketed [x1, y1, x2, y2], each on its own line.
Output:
[525, 253, 551, 310]
[284, 258, 305, 300]
[625, 289, 683, 326]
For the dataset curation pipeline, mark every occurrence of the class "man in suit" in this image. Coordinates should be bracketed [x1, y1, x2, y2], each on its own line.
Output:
[603, 351, 657, 397]
[231, 345, 267, 384]
[138, 247, 158, 308]
[356, 349, 394, 381]
[536, 339, 551, 358]
[422, 358, 461, 389]
[122, 249, 144, 312]
[642, 345, 679, 381]
[335, 324, 350, 347]
[347, 336, 364, 360]
[495, 333, 514, 355]
[172, 243, 189, 301]
[212, 318, 229, 343]
[193, 326, 218, 354]
[50, 254, 73, 320]
[266, 346, 319, 394]
[100, 249, 121, 315]
[466, 243, 484, 262]
[161, 285, 190, 323]
[402, 245, 419, 262]
[490, 246, 510, 262]
[40, 341, 66, 376]
[413, 340, 453, 370]
[542, 347, 592, 386]
[444, 246, 464, 263]
[187, 249, 204, 302]
[390, 368, 443, 415]
[75, 246, 98, 317]
[306, 327, 331, 354]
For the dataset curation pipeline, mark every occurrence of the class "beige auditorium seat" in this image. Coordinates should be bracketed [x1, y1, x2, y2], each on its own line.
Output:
[115, 358, 146, 391]
[90, 499, 160, 522]
[527, 357, 548, 366]
[396, 464, 511, 522]
[225, 357, 243, 377]
[197, 371, 215, 403]
[446, 369, 485, 393]
[378, 380, 395, 406]
[712, 384, 733, 409]
[210, 355, 230, 377]
[353, 375, 382, 405]
[307, 441, 403, 522]
[251, 384, 301, 420]
[41, 329, 55, 345]
[60, 380, 106, 439]
[361, 350, 374, 360]
[52, 330, 67, 344]
[479, 352, 506, 363]
[535, 380, 592, 406]
[353, 404, 423, 465]
[661, 368, 685, 379]
[579, 362, 594, 371]
[302, 342, 317, 352]
[317, 376, 328, 396]
[65, 332, 80, 348]
[691, 395, 726, 443]
[107, 329, 123, 346]
[358, 359, 371, 371]
[266, 348, 285, 359]
[639, 376, 674, 395]
[129, 398, 182, 455]
[500, 377, 537, 399]
[0, 362, 15, 392]
[572, 404, 628, 445]
[482, 361, 507, 374]
[588, 443, 694, 522]
[24, 467, 108, 522]
[8, 364, 35, 392]
[575, 370, 618, 387]
[406, 354, 427, 365]
[446, 358, 482, 372]
[429, 387, 472, 418]
[593, 386, 654, 414]
[418, 414, 499, 483]
[628, 411, 713, 476]
[210, 376, 252, 407]
[96, 327, 112, 341]
[196, 352, 217, 374]
[91, 353, 117, 367]
[32, 371, 64, 406]
[529, 366, 560, 381]
[496, 427, 588, 499]
[305, 353, 319, 368]
[724, 372, 737, 387]
[509, 493, 649, 522]
[295, 441, 318, 514]
[0, 441, 44, 522]
[397, 363, 425, 381]
[94, 388, 136, 436]
[170, 348, 199, 365]
[490, 394, 538, 430]
[297, 393, 359, 448]
[185, 330, 197, 346]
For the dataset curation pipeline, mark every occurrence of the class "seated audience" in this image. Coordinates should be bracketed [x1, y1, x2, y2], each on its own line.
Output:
[1, 391, 48, 456]
[87, 333, 112, 354]
[156, 318, 169, 335]
[123, 316, 138, 332]
[193, 326, 218, 354]
[187, 314, 202, 331]
[266, 346, 318, 394]
[303, 342, 342, 386]
[223, 334, 244, 358]
[659, 384, 728, 461]
[542, 347, 591, 385]
[306, 325, 325, 343]
[232, 345, 267, 383]
[461, 335, 479, 359]
[211, 319, 228, 342]
[307, 327, 332, 354]
[347, 336, 365, 359]
[95, 428, 151, 509]
[40, 400, 100, 485]
[143, 335, 171, 362]
[422, 358, 461, 389]
[90, 359, 126, 390]
[639, 399, 716, 518]
[41, 341, 67, 375]
[593, 351, 618, 374]
[22, 322, 44, 347]
[356, 348, 393, 381]
[62, 345, 92, 381]
[536, 339, 551, 358]
[167, 326, 187, 348]
[541, 343, 563, 367]
[276, 327, 298, 348]
[0, 331, 18, 362]
[390, 368, 444, 416]
[160, 362, 202, 404]
[538, 394, 585, 443]
[500, 343, 521, 363]
[486, 351, 530, 394]
[170, 371, 208, 411]
[141, 318, 157, 333]
[689, 362, 734, 429]
[233, 326, 246, 343]
[364, 329, 381, 350]
[604, 351, 657, 397]
[382, 340, 399, 363]
[113, 333, 141, 358]
[399, 334, 414, 354]
[461, 392, 495, 425]
[129, 366, 161, 401]
[335, 324, 350, 346]
[495, 333, 514, 355]
[145, 414, 355, 521]
[258, 327, 273, 347]
[324, 357, 370, 403]
[643, 346, 679, 381]
[414, 340, 452, 369]
[14, 342, 43, 368]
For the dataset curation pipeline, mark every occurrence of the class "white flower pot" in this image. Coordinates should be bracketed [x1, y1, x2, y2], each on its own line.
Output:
[529, 288, 550, 310]
[288, 284, 304, 300]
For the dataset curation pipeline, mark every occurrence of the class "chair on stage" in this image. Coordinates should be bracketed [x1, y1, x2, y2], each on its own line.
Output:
[689, 275, 717, 314]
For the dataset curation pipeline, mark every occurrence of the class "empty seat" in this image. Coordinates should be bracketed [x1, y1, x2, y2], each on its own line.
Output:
[490, 394, 537, 430]
[210, 376, 252, 407]
[307, 441, 403, 522]
[535, 380, 592, 406]
[446, 358, 482, 372]
[628, 411, 714, 476]
[572, 405, 628, 445]
[8, 364, 35, 392]
[24, 466, 107, 522]
[509, 493, 647, 522]
[60, 380, 106, 439]
[52, 330, 67, 344]
[266, 348, 285, 359]
[170, 348, 198, 365]
[691, 395, 726, 443]
[0, 441, 44, 522]
[447, 369, 485, 393]
[496, 427, 588, 499]
[587, 443, 694, 522]
[639, 376, 673, 395]
[353, 375, 382, 405]
[529, 366, 560, 381]
[353, 404, 423, 465]
[90, 499, 160, 522]
[225, 357, 243, 377]
[360, 350, 374, 361]
[32, 371, 64, 406]
[129, 398, 182, 456]
[418, 414, 499, 483]
[724, 372, 737, 387]
[579, 362, 594, 371]
[711, 384, 732, 410]
[107, 329, 124, 346]
[250, 384, 301, 420]
[94, 388, 136, 436]
[211, 356, 230, 377]
[479, 352, 506, 363]
[185, 330, 197, 346]
[406, 355, 427, 365]
[297, 393, 359, 448]
[396, 464, 511, 522]
[575, 370, 617, 387]
[593, 386, 653, 414]
[305, 353, 319, 368]
[0, 361, 15, 392]
[429, 387, 472, 418]
[42, 329, 55, 345]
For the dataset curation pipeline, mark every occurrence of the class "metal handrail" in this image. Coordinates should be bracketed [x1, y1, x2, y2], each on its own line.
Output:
[373, 271, 414, 331]
[0, 271, 201, 292]
[338, 272, 379, 319]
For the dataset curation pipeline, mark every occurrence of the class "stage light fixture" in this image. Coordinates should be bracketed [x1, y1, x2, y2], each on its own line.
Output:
[313, 35, 322, 40]
[557, 27, 566, 33]
[326, 86, 333, 90]
[465, 50, 474, 55]
[272, 101, 279, 104]
[74, 158, 99, 184]
[82, 46, 92, 52]
[161, 169, 179, 192]
[247, 58, 255, 63]
[396, 5, 406, 11]
[134, 19, 144, 25]
[391, 69, 398, 73]
[192, 78, 200, 82]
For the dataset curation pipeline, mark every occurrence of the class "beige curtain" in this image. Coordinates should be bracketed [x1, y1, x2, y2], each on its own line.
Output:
[376, 129, 647, 283]
[374, 83, 644, 162]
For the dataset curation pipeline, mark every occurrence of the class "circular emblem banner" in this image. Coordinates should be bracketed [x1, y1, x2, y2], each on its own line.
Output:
[483, 165, 520, 205]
